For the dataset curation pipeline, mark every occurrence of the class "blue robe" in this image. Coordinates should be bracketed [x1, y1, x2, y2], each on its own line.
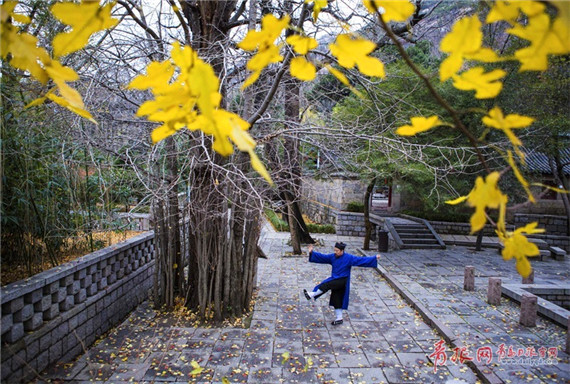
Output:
[309, 250, 378, 310]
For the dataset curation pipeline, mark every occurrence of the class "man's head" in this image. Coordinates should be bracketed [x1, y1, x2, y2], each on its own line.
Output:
[334, 242, 346, 257]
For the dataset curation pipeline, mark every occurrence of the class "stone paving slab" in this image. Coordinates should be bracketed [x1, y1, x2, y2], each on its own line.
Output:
[32, 227, 569, 384]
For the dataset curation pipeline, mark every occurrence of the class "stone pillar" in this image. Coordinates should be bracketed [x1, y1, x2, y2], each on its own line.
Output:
[464, 266, 475, 291]
[522, 270, 534, 284]
[487, 277, 502, 305]
[566, 316, 569, 354]
[520, 293, 537, 327]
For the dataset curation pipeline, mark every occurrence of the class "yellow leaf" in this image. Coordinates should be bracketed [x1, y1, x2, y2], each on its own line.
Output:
[1, 28, 50, 84]
[506, 150, 535, 203]
[222, 378, 230, 384]
[445, 195, 468, 205]
[326, 65, 349, 86]
[51, 1, 119, 57]
[247, 43, 283, 71]
[508, 11, 570, 71]
[248, 150, 273, 185]
[281, 352, 290, 364]
[329, 34, 385, 78]
[190, 360, 203, 375]
[395, 116, 442, 136]
[238, 14, 290, 51]
[439, 15, 498, 81]
[482, 107, 534, 147]
[363, 0, 415, 22]
[306, 0, 327, 21]
[486, 1, 545, 24]
[500, 222, 545, 278]
[452, 67, 505, 99]
[129, 60, 175, 92]
[290, 56, 316, 81]
[46, 93, 96, 124]
[286, 35, 318, 55]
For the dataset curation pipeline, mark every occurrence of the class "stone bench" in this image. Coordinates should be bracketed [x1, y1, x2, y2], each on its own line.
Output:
[549, 246, 567, 261]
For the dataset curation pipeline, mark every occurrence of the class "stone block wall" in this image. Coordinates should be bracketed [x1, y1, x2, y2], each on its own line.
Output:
[1, 232, 155, 383]
[514, 214, 568, 236]
[336, 212, 368, 237]
[523, 287, 570, 311]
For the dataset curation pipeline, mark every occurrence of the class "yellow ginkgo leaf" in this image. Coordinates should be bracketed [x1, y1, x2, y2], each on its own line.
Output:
[305, 0, 327, 21]
[363, 0, 415, 22]
[190, 360, 203, 375]
[329, 34, 385, 78]
[281, 352, 290, 364]
[46, 93, 96, 124]
[129, 61, 175, 93]
[499, 222, 545, 277]
[51, 1, 118, 57]
[290, 56, 316, 81]
[286, 35, 318, 55]
[326, 65, 349, 86]
[1, 28, 50, 84]
[482, 106, 534, 147]
[506, 150, 535, 203]
[451, 67, 506, 99]
[396, 116, 442, 136]
[508, 10, 570, 71]
[222, 378, 230, 384]
[445, 195, 468, 205]
[486, 0, 545, 24]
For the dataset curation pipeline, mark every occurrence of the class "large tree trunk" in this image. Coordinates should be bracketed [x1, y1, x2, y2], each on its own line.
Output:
[282, 61, 314, 251]
[550, 156, 570, 235]
[179, 0, 263, 321]
[363, 177, 378, 250]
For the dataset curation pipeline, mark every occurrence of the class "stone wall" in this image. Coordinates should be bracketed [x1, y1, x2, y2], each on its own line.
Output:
[429, 219, 570, 252]
[302, 176, 365, 212]
[1, 232, 155, 383]
[523, 287, 570, 311]
[514, 214, 568, 236]
[335, 212, 369, 237]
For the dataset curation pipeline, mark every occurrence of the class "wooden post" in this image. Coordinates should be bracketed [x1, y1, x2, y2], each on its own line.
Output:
[464, 266, 475, 291]
[522, 270, 534, 284]
[520, 293, 537, 327]
[487, 277, 502, 305]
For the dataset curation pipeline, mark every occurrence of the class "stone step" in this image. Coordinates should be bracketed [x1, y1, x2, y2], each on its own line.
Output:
[398, 233, 434, 239]
[401, 238, 439, 245]
[400, 243, 443, 249]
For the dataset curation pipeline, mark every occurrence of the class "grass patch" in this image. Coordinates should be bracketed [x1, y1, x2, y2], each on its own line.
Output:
[264, 208, 335, 234]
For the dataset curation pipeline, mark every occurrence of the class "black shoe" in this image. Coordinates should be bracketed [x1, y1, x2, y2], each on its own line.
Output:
[331, 319, 343, 325]
[303, 289, 312, 301]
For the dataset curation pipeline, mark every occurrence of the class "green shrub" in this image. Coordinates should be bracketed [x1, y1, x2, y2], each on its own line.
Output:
[307, 223, 336, 234]
[346, 201, 364, 213]
[264, 208, 336, 234]
[264, 208, 289, 231]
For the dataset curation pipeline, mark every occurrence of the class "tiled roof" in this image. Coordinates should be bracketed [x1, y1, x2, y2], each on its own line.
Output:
[524, 148, 570, 175]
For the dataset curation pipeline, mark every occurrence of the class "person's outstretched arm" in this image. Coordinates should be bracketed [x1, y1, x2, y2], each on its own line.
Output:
[351, 253, 381, 268]
[307, 244, 333, 264]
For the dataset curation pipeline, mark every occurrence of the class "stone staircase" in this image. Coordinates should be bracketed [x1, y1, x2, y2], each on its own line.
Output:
[385, 219, 446, 249]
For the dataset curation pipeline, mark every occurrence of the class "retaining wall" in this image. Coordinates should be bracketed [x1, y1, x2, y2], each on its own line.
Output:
[1, 232, 155, 383]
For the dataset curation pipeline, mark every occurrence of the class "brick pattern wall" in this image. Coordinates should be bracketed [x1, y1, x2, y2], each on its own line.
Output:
[524, 288, 570, 311]
[1, 232, 155, 383]
[514, 214, 568, 236]
[335, 212, 368, 237]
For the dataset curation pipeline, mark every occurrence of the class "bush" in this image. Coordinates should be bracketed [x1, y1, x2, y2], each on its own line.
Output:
[307, 223, 336, 234]
[264, 208, 289, 231]
[346, 201, 364, 213]
[264, 208, 336, 234]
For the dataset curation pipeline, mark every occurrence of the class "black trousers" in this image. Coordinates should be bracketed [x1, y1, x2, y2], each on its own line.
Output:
[315, 277, 347, 309]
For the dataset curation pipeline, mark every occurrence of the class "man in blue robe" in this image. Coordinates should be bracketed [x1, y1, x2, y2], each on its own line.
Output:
[303, 242, 381, 325]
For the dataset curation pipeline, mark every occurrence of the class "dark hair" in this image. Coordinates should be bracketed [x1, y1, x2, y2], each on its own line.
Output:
[334, 242, 346, 250]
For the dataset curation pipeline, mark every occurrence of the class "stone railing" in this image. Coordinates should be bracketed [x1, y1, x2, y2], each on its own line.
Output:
[1, 232, 155, 383]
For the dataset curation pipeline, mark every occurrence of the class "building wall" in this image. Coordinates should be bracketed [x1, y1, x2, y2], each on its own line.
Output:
[1, 232, 155, 383]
